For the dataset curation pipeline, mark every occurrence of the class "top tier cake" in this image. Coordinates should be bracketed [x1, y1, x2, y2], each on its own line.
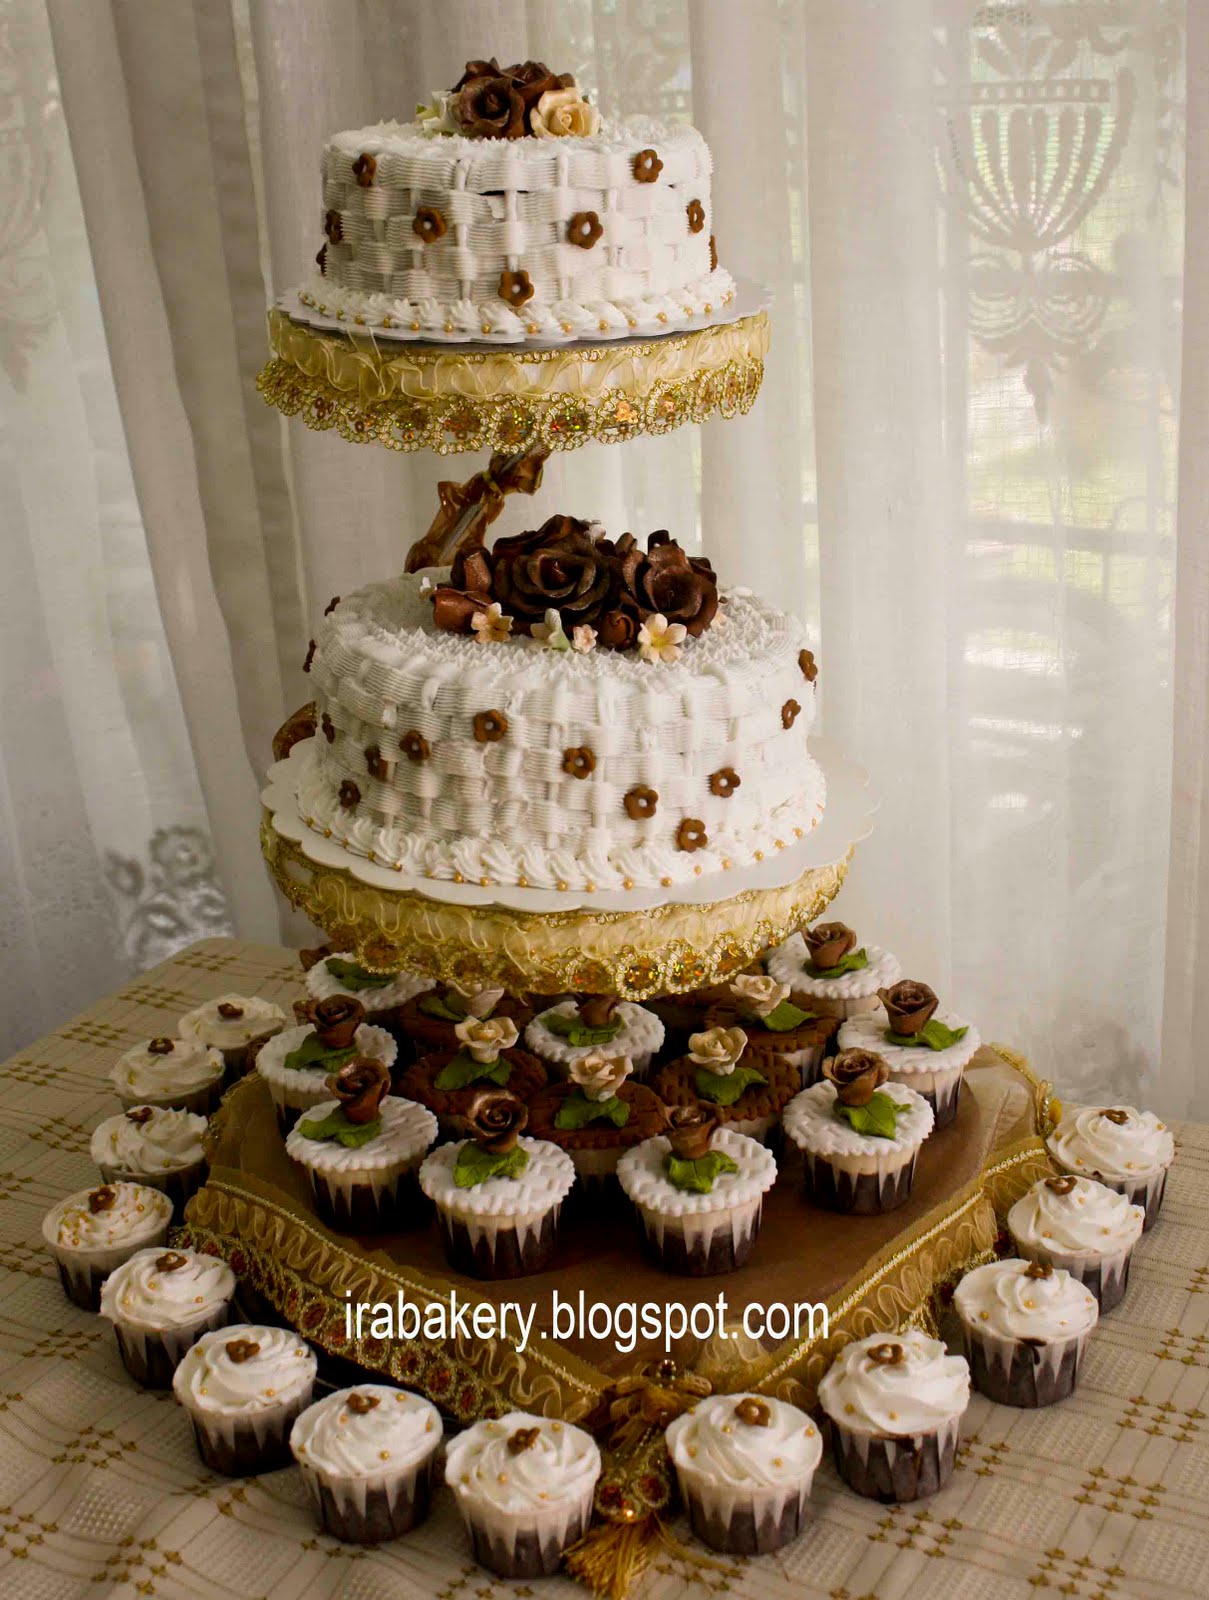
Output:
[302, 55, 733, 340]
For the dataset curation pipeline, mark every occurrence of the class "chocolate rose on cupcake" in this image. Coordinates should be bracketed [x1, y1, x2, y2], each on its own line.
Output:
[805, 922, 857, 972]
[466, 1089, 528, 1154]
[823, 1048, 889, 1106]
[665, 1103, 719, 1161]
[327, 1056, 391, 1123]
[878, 980, 938, 1036]
[308, 995, 365, 1051]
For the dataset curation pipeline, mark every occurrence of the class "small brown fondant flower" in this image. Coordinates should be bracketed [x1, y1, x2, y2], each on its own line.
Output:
[466, 1089, 528, 1154]
[1024, 1259, 1054, 1280]
[315, 243, 328, 276]
[686, 199, 705, 234]
[309, 994, 365, 1050]
[225, 1338, 260, 1363]
[799, 648, 818, 683]
[324, 209, 342, 244]
[352, 152, 377, 187]
[155, 1251, 188, 1273]
[563, 746, 596, 780]
[666, 1104, 717, 1161]
[88, 1187, 116, 1214]
[805, 921, 857, 971]
[597, 606, 641, 650]
[823, 1048, 889, 1107]
[365, 745, 387, 781]
[303, 640, 316, 673]
[126, 1107, 154, 1124]
[499, 269, 534, 307]
[473, 709, 508, 743]
[624, 785, 658, 821]
[147, 1037, 175, 1056]
[347, 1392, 380, 1414]
[709, 234, 718, 272]
[413, 206, 447, 244]
[632, 148, 663, 183]
[327, 1055, 391, 1124]
[567, 211, 603, 249]
[676, 818, 708, 853]
[338, 779, 360, 810]
[217, 1001, 244, 1021]
[324, 596, 341, 616]
[321, 712, 336, 743]
[734, 1398, 771, 1427]
[1103, 1108, 1132, 1126]
[878, 980, 939, 1036]
[455, 74, 526, 140]
[867, 1342, 904, 1367]
[781, 699, 801, 729]
[1045, 1174, 1078, 1195]
[508, 1425, 541, 1454]
[400, 729, 430, 763]
[709, 767, 740, 798]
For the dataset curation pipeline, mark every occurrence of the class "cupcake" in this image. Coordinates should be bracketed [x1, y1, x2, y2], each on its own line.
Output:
[100, 1246, 236, 1388]
[419, 1091, 575, 1278]
[838, 980, 979, 1129]
[652, 1025, 800, 1145]
[444, 1411, 601, 1579]
[705, 976, 837, 1088]
[90, 1105, 209, 1218]
[524, 996, 664, 1082]
[256, 995, 397, 1134]
[399, 983, 533, 1063]
[42, 1182, 174, 1311]
[646, 983, 738, 1057]
[397, 1014, 546, 1142]
[525, 1051, 667, 1190]
[304, 952, 433, 1043]
[173, 1323, 317, 1475]
[953, 1258, 1098, 1407]
[178, 994, 287, 1085]
[1047, 1104, 1174, 1230]
[817, 1331, 970, 1502]
[109, 1036, 225, 1116]
[666, 1393, 822, 1555]
[766, 921, 901, 1022]
[285, 1057, 437, 1232]
[291, 1385, 443, 1543]
[1007, 1174, 1145, 1312]
[616, 1106, 777, 1275]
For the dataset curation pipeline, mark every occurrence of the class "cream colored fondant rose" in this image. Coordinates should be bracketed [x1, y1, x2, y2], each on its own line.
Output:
[569, 1050, 632, 1102]
[449, 984, 506, 1020]
[455, 1015, 519, 1063]
[688, 1026, 748, 1075]
[730, 974, 789, 1018]
[530, 87, 600, 139]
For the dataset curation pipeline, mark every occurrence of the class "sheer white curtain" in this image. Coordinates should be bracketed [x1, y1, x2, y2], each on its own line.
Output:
[27, 0, 1203, 1117]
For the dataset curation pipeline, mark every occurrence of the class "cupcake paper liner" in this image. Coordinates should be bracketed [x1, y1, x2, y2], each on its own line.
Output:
[1009, 1234, 1136, 1314]
[828, 1413, 960, 1503]
[437, 1206, 562, 1279]
[455, 1488, 594, 1580]
[632, 1194, 764, 1276]
[299, 1450, 439, 1544]
[50, 1230, 172, 1313]
[960, 1324, 1091, 1408]
[183, 1389, 314, 1477]
[112, 1303, 232, 1389]
[802, 1148, 918, 1215]
[884, 1061, 965, 1129]
[306, 1167, 429, 1233]
[680, 1479, 811, 1556]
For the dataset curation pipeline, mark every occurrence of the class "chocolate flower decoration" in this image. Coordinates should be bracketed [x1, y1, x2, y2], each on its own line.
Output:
[327, 1055, 391, 1124]
[225, 1338, 260, 1363]
[321, 713, 336, 743]
[879, 980, 938, 1036]
[686, 199, 705, 234]
[639, 533, 718, 637]
[88, 1187, 116, 1214]
[347, 1392, 380, 1414]
[453, 59, 501, 92]
[709, 767, 740, 798]
[1103, 1108, 1132, 1126]
[456, 75, 525, 139]
[126, 1107, 154, 1124]
[508, 1424, 541, 1453]
[799, 648, 818, 683]
[563, 746, 596, 779]
[568, 211, 604, 249]
[338, 779, 360, 811]
[1024, 1259, 1054, 1280]
[676, 818, 708, 853]
[1045, 1174, 1078, 1195]
[499, 269, 534, 306]
[217, 1001, 244, 1020]
[632, 149, 663, 183]
[578, 994, 618, 1029]
[155, 1251, 188, 1273]
[823, 1048, 889, 1107]
[351, 153, 376, 188]
[502, 61, 567, 113]
[148, 1037, 175, 1056]
[413, 206, 447, 244]
[400, 729, 430, 763]
[782, 699, 801, 729]
[867, 1342, 904, 1367]
[734, 1397, 771, 1427]
[309, 994, 365, 1050]
[598, 606, 641, 650]
[709, 234, 718, 272]
[805, 922, 857, 971]
[324, 210, 342, 244]
[491, 516, 613, 628]
[665, 1104, 718, 1161]
[473, 710, 508, 743]
[465, 1089, 528, 1154]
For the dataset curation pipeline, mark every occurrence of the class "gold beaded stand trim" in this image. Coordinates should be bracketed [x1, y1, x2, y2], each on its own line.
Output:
[255, 306, 769, 454]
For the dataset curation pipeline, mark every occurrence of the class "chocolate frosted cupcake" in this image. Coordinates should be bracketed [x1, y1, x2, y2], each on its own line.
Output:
[398, 1014, 546, 1142]
[666, 1393, 822, 1555]
[524, 995, 664, 1082]
[110, 1036, 224, 1117]
[291, 1386, 442, 1543]
[1008, 1174, 1145, 1312]
[256, 995, 397, 1134]
[616, 1106, 777, 1275]
[285, 1058, 437, 1231]
[647, 982, 741, 1057]
[652, 1025, 799, 1145]
[817, 1331, 970, 1502]
[42, 1182, 173, 1311]
[705, 976, 836, 1087]
[953, 1258, 1098, 1407]
[783, 1051, 934, 1214]
[178, 994, 287, 1085]
[766, 922, 902, 1022]
[839, 980, 978, 1129]
[444, 1412, 601, 1579]
[399, 984, 533, 1062]
[1047, 1104, 1174, 1230]
[100, 1246, 236, 1388]
[419, 1092, 575, 1278]
[90, 1105, 209, 1219]
[173, 1324, 317, 1475]
[304, 952, 433, 1043]
[525, 1051, 667, 1189]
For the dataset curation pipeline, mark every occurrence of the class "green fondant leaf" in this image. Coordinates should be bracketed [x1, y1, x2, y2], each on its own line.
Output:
[324, 957, 395, 992]
[453, 1142, 531, 1188]
[693, 1064, 768, 1107]
[418, 992, 470, 1022]
[554, 1092, 630, 1130]
[760, 999, 814, 1032]
[884, 1019, 968, 1052]
[296, 1107, 382, 1149]
[805, 947, 869, 978]
[834, 1090, 901, 1139]
[433, 1049, 511, 1091]
[664, 1150, 740, 1194]
[282, 1035, 359, 1074]
[543, 1010, 624, 1047]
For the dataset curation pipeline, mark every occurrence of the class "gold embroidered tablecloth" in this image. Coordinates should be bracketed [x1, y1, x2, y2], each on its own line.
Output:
[1, 937, 1206, 1599]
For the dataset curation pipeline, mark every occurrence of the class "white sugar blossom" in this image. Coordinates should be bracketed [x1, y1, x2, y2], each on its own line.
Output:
[454, 1014, 519, 1063]
[730, 974, 789, 1018]
[637, 613, 687, 664]
[416, 93, 458, 135]
[687, 1026, 748, 1075]
[569, 1049, 632, 1102]
[530, 608, 571, 651]
[571, 624, 597, 653]
[471, 602, 513, 644]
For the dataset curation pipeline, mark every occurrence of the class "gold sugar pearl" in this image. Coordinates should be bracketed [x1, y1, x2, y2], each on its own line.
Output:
[753, 850, 764, 861]
[410, 321, 421, 332]
[979, 1311, 989, 1321]
[585, 880, 596, 892]
[623, 878, 634, 890]
[497, 1472, 508, 1484]
[380, 1450, 391, 1460]
[444, 322, 454, 333]
[661, 876, 672, 887]
[773, 1456, 783, 1467]
[887, 1414, 897, 1423]
[844, 1404, 855, 1415]
[688, 1445, 698, 1458]
[557, 880, 568, 891]
[517, 876, 529, 888]
[460, 1474, 470, 1485]
[721, 1424, 733, 1434]
[263, 1388, 276, 1398]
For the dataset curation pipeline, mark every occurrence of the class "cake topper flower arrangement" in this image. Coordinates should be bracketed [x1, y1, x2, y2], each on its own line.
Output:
[417, 59, 599, 141]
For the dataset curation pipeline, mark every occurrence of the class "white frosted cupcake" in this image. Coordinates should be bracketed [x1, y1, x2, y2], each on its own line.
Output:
[257, 994, 397, 1134]
[285, 1058, 436, 1232]
[839, 980, 978, 1129]
[173, 1323, 317, 1475]
[817, 1331, 969, 1502]
[179, 994, 287, 1084]
[666, 1393, 822, 1555]
[110, 1035, 224, 1116]
[616, 1107, 777, 1276]
[90, 1106, 209, 1218]
[100, 1246, 236, 1388]
[766, 922, 900, 1022]
[524, 998, 664, 1082]
[953, 1258, 1098, 1407]
[444, 1412, 601, 1580]
[419, 1092, 575, 1279]
[1047, 1104, 1174, 1230]
[291, 1385, 442, 1543]
[42, 1182, 174, 1311]
[783, 1052, 933, 1214]
[1007, 1174, 1145, 1312]
[305, 952, 433, 1041]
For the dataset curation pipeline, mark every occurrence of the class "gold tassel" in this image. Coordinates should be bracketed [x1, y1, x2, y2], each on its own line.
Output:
[564, 1517, 737, 1599]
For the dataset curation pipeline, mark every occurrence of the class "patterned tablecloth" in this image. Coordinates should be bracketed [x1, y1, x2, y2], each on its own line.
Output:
[0, 937, 1207, 1600]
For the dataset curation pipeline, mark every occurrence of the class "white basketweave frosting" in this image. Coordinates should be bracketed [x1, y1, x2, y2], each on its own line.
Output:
[44, 1183, 173, 1253]
[100, 1246, 235, 1332]
[419, 1136, 576, 1220]
[304, 574, 824, 892]
[616, 1126, 776, 1217]
[285, 1096, 438, 1175]
[782, 1080, 934, 1159]
[90, 1108, 207, 1175]
[953, 1259, 1098, 1343]
[838, 1008, 981, 1076]
[304, 954, 433, 1010]
[817, 1330, 970, 1437]
[1007, 1175, 1146, 1258]
[178, 994, 287, 1050]
[256, 1022, 398, 1096]
[173, 1324, 317, 1418]
[110, 1039, 223, 1100]
[445, 1412, 601, 1517]
[1047, 1104, 1175, 1182]
[291, 1386, 442, 1480]
[666, 1394, 821, 1490]
[765, 936, 900, 1000]
[525, 1000, 663, 1065]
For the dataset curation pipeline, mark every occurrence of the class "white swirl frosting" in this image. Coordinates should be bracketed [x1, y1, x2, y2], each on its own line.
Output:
[90, 1108, 207, 1174]
[1008, 1175, 1145, 1256]
[444, 1412, 600, 1515]
[46, 1183, 173, 1251]
[953, 1259, 1098, 1341]
[782, 1080, 934, 1158]
[817, 1330, 970, 1436]
[110, 1038, 223, 1099]
[172, 1324, 317, 1415]
[178, 994, 287, 1049]
[291, 1386, 441, 1478]
[1047, 1105, 1175, 1181]
[305, 955, 433, 1010]
[666, 1395, 821, 1488]
[99, 1246, 235, 1330]
[765, 936, 900, 1000]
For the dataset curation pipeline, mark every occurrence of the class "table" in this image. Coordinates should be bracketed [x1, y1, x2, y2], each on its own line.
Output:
[1, 937, 1207, 1599]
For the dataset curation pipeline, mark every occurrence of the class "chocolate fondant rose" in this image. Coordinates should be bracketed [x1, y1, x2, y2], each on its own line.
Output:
[309, 994, 364, 1050]
[503, 60, 568, 113]
[454, 74, 525, 140]
[805, 921, 857, 971]
[466, 1090, 528, 1154]
[577, 994, 618, 1030]
[490, 516, 613, 627]
[638, 533, 719, 638]
[326, 1055, 390, 1124]
[665, 1104, 718, 1161]
[879, 980, 939, 1036]
[452, 58, 501, 91]
[823, 1048, 889, 1107]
